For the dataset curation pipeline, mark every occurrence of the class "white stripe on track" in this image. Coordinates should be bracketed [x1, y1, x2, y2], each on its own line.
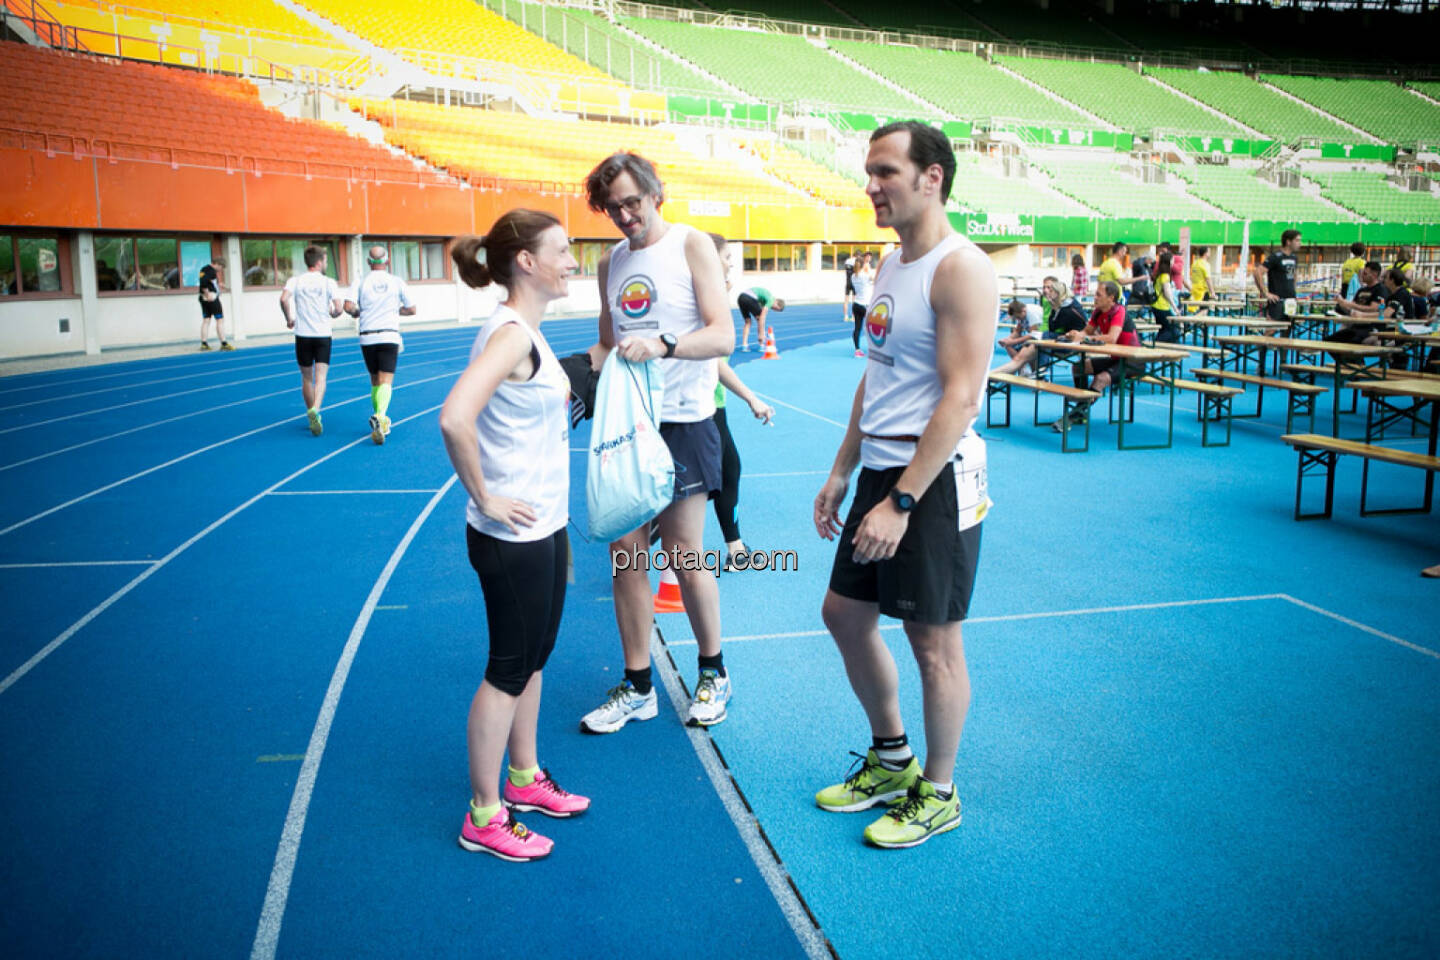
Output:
[751, 392, 848, 429]
[650, 626, 833, 960]
[0, 345, 472, 435]
[1279, 593, 1440, 660]
[0, 357, 296, 411]
[0, 368, 461, 539]
[249, 475, 456, 960]
[0, 402, 442, 697]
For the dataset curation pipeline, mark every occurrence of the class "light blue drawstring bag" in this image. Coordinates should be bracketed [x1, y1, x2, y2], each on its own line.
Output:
[586, 352, 675, 542]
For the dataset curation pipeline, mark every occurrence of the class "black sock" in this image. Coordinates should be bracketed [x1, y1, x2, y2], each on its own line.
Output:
[873, 734, 912, 769]
[624, 667, 652, 695]
[698, 653, 726, 678]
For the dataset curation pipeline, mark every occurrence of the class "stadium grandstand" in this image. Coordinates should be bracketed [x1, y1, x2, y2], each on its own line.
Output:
[1, 0, 1438, 359]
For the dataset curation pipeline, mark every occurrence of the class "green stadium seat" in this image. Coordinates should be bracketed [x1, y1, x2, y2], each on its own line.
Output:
[620, 18, 924, 116]
[949, 152, 1095, 217]
[1261, 75, 1440, 147]
[1170, 164, 1359, 222]
[1149, 68, 1357, 143]
[830, 41, 1093, 128]
[1028, 150, 1224, 219]
[1305, 169, 1440, 223]
[998, 57, 1248, 138]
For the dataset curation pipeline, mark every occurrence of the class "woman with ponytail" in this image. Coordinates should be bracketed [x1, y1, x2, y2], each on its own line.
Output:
[439, 210, 587, 862]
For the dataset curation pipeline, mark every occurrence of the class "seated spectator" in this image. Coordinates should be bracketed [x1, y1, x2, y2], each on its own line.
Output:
[1328, 261, 1385, 342]
[1050, 280, 1141, 432]
[1407, 277, 1431, 321]
[1379, 267, 1416, 323]
[998, 298, 1040, 364]
[992, 278, 1087, 378]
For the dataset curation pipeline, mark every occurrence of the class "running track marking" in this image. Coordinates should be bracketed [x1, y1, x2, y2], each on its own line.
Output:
[0, 368, 462, 538]
[752, 391, 847, 429]
[650, 626, 832, 960]
[0, 560, 155, 568]
[0, 404, 445, 697]
[667, 594, 1438, 659]
[268, 489, 442, 496]
[0, 344, 472, 436]
[249, 475, 457, 960]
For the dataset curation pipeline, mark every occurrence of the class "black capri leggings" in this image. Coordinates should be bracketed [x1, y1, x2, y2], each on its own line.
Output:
[713, 407, 742, 544]
[852, 302, 867, 350]
[466, 524, 568, 696]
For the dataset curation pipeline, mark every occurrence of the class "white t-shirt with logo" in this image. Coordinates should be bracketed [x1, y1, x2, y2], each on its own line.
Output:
[354, 270, 413, 347]
[283, 271, 342, 338]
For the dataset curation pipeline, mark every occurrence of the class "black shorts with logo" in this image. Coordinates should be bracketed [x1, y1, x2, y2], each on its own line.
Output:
[294, 336, 332, 367]
[361, 342, 399, 375]
[660, 418, 722, 501]
[829, 465, 983, 624]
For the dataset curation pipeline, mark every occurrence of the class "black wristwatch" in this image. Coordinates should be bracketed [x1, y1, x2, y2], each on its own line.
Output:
[889, 488, 916, 512]
[659, 333, 678, 358]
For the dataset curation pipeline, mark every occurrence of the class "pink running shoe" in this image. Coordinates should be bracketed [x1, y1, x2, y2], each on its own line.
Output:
[504, 769, 591, 818]
[458, 807, 553, 862]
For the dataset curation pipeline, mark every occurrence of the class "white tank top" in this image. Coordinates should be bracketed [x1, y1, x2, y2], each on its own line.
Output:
[607, 222, 717, 423]
[465, 306, 570, 542]
[858, 232, 995, 530]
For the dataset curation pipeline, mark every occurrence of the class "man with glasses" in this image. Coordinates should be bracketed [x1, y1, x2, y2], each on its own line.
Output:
[578, 152, 737, 733]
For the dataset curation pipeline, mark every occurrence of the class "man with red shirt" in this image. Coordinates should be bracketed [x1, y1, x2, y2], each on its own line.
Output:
[1051, 280, 1141, 432]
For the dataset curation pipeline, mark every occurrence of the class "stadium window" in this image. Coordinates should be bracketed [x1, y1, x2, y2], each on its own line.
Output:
[364, 239, 450, 282]
[0, 233, 69, 297]
[94, 235, 215, 295]
[820, 245, 837, 270]
[742, 243, 758, 273]
[1036, 245, 1083, 270]
[243, 238, 343, 288]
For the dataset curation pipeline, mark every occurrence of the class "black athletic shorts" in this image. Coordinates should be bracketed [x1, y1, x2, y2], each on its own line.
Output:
[361, 342, 399, 376]
[845, 275, 856, 295]
[1263, 299, 1290, 324]
[829, 464, 983, 624]
[660, 418, 722, 500]
[200, 299, 223, 319]
[738, 292, 763, 321]
[294, 336, 332, 367]
[1090, 355, 1145, 381]
[466, 524, 567, 697]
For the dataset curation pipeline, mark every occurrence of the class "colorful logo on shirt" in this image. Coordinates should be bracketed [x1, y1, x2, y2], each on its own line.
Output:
[866, 295, 894, 348]
[618, 275, 656, 320]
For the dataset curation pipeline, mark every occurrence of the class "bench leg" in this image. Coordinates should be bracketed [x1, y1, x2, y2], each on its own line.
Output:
[1294, 447, 1336, 520]
[1285, 391, 1316, 435]
[1359, 460, 1437, 517]
[1199, 392, 1233, 448]
[986, 381, 1011, 429]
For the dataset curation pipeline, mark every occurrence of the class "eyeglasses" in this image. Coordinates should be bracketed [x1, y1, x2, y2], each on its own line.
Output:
[603, 195, 645, 219]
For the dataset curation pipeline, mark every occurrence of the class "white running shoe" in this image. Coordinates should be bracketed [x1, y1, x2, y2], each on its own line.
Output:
[369, 413, 390, 445]
[685, 669, 731, 727]
[579, 681, 658, 734]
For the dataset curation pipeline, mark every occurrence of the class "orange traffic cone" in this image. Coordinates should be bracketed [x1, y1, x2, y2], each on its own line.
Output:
[653, 564, 685, 613]
[761, 327, 779, 359]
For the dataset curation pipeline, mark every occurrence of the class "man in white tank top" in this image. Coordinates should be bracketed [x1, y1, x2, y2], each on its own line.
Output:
[577, 152, 738, 734]
[811, 121, 999, 849]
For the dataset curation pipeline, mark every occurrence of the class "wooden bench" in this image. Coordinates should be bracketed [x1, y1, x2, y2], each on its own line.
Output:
[986, 372, 1099, 452]
[1160, 341, 1222, 359]
[1192, 367, 1327, 433]
[1281, 433, 1440, 519]
[1135, 375, 1244, 446]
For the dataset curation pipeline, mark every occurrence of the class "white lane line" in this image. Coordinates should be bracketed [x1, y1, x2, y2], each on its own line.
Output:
[650, 626, 832, 960]
[0, 368, 461, 539]
[667, 593, 1439, 662]
[249, 476, 456, 960]
[268, 489, 442, 496]
[751, 391, 848, 429]
[0, 560, 156, 569]
[0, 402, 441, 697]
[1279, 593, 1440, 660]
[0, 357, 295, 411]
[0, 386, 295, 474]
[0, 349, 471, 473]
[666, 595, 1291, 646]
[0, 345, 472, 436]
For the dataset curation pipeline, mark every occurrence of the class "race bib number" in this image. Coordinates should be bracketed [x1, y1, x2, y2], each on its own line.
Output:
[953, 435, 989, 532]
[1283, 297, 1298, 318]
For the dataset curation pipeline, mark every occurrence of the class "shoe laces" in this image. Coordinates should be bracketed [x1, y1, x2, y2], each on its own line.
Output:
[887, 785, 926, 822]
[694, 670, 719, 700]
[841, 750, 878, 789]
[503, 812, 532, 839]
[537, 769, 571, 797]
[604, 682, 633, 706]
